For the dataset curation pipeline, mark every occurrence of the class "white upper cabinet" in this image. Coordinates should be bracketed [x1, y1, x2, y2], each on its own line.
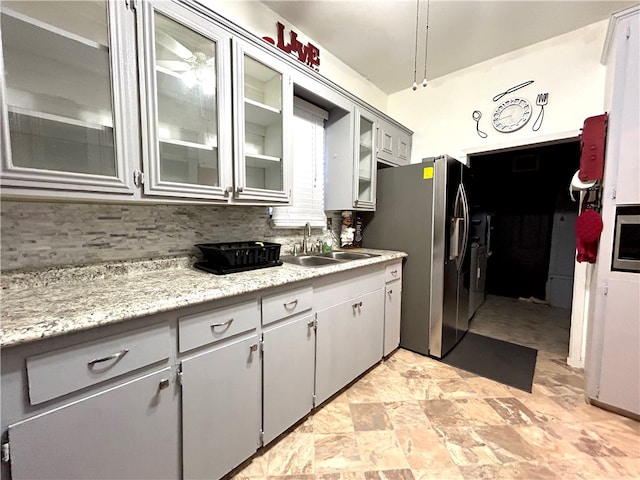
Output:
[355, 106, 377, 210]
[137, 0, 232, 200]
[0, 0, 138, 194]
[377, 117, 412, 167]
[233, 40, 292, 203]
[325, 104, 377, 211]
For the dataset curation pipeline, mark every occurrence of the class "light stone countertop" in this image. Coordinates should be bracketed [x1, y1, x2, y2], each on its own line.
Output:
[0, 249, 406, 349]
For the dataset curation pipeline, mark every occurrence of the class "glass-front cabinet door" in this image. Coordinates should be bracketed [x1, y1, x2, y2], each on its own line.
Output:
[0, 0, 137, 194]
[137, 0, 232, 200]
[354, 107, 376, 210]
[233, 40, 291, 203]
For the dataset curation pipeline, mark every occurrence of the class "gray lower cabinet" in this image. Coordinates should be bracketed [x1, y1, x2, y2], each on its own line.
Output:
[6, 367, 179, 480]
[315, 289, 384, 405]
[181, 334, 261, 480]
[383, 281, 402, 356]
[262, 313, 315, 444]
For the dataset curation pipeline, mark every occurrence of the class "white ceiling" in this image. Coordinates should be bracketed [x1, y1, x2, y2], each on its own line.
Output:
[260, 0, 637, 94]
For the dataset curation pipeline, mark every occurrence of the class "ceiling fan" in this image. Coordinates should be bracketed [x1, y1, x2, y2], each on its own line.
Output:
[155, 30, 216, 95]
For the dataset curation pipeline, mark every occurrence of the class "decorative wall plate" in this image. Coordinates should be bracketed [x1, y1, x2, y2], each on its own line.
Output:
[491, 97, 532, 133]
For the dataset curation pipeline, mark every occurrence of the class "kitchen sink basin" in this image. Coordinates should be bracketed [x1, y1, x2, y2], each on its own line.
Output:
[314, 251, 380, 260]
[281, 251, 380, 267]
[280, 255, 341, 267]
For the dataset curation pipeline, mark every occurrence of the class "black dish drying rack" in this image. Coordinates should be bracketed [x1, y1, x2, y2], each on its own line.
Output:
[195, 241, 282, 275]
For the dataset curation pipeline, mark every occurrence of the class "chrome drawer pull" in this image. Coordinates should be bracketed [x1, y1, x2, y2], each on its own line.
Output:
[87, 349, 129, 367]
[249, 343, 259, 352]
[388, 289, 393, 295]
[391, 270, 398, 276]
[283, 299, 299, 309]
[211, 318, 234, 328]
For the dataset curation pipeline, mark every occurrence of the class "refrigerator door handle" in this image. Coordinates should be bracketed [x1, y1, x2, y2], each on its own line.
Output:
[486, 214, 493, 256]
[450, 217, 461, 260]
[459, 183, 471, 267]
[449, 185, 463, 261]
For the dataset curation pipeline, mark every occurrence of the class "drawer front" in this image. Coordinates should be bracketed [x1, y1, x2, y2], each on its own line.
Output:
[313, 264, 385, 311]
[178, 299, 259, 353]
[27, 323, 170, 405]
[385, 261, 402, 283]
[262, 286, 313, 326]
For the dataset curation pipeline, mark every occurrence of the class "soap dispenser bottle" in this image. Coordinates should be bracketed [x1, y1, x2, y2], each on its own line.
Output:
[322, 217, 338, 252]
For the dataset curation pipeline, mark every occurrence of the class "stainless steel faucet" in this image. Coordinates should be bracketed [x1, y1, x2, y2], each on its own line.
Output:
[302, 222, 312, 254]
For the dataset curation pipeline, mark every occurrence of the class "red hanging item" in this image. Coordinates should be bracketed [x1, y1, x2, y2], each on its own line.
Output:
[579, 113, 608, 182]
[576, 207, 603, 263]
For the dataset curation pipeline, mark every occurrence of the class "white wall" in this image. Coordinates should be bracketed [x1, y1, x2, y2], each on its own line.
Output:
[201, 0, 388, 111]
[387, 20, 609, 161]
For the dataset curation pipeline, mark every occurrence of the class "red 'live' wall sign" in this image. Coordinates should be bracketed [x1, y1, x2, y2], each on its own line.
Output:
[263, 22, 320, 71]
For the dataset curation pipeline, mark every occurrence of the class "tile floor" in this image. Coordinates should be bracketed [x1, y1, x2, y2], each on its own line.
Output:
[230, 295, 640, 480]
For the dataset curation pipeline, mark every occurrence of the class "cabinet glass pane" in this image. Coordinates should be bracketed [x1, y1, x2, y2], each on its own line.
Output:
[154, 12, 219, 186]
[358, 116, 374, 202]
[243, 55, 283, 191]
[1, 1, 116, 176]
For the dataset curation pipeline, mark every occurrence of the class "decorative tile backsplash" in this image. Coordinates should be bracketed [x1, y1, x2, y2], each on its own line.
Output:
[1, 201, 328, 271]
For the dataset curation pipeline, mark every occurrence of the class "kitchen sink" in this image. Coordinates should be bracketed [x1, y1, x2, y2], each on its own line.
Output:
[314, 251, 380, 260]
[281, 251, 380, 267]
[280, 255, 341, 267]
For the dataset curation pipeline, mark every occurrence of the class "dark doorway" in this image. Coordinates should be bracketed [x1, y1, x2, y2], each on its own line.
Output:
[468, 141, 580, 301]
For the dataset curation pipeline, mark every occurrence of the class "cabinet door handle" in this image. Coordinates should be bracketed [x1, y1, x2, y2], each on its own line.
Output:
[249, 343, 259, 352]
[388, 289, 393, 296]
[158, 378, 170, 390]
[87, 349, 129, 367]
[211, 318, 234, 329]
[391, 270, 398, 276]
[283, 299, 299, 309]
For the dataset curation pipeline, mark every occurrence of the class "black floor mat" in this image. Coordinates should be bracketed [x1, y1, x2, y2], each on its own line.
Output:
[441, 332, 538, 393]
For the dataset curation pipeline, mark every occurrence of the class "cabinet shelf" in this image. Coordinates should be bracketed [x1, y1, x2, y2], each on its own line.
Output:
[159, 138, 217, 151]
[2, 7, 108, 53]
[8, 106, 112, 131]
[245, 153, 282, 169]
[245, 99, 281, 127]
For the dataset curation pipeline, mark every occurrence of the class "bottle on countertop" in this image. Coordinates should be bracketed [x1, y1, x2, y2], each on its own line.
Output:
[322, 217, 339, 252]
[353, 214, 363, 248]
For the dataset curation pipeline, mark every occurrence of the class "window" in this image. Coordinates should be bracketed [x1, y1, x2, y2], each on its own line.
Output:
[271, 97, 327, 228]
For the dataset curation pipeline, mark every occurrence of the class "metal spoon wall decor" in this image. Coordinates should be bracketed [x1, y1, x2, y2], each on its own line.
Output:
[472, 110, 488, 138]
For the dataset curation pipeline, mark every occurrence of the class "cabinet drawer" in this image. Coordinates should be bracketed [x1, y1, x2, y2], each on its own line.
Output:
[178, 299, 259, 353]
[26, 323, 170, 405]
[262, 286, 313, 326]
[385, 261, 402, 283]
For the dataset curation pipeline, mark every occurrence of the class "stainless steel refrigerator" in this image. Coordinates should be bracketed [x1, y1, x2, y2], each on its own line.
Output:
[363, 155, 473, 358]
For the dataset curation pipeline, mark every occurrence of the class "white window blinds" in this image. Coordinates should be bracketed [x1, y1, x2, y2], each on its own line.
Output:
[271, 97, 329, 228]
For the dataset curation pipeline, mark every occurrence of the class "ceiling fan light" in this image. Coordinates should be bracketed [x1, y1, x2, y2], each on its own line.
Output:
[202, 79, 216, 96]
[198, 65, 216, 96]
[181, 69, 197, 89]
